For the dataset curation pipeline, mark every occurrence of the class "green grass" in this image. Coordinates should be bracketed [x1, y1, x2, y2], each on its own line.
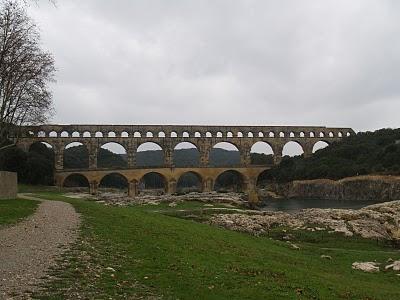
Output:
[28, 191, 400, 300]
[0, 198, 39, 226]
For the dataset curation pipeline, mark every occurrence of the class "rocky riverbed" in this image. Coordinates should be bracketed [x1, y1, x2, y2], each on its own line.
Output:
[209, 200, 400, 241]
[64, 191, 249, 207]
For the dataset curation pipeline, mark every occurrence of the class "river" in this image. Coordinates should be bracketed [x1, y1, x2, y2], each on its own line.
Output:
[259, 198, 381, 212]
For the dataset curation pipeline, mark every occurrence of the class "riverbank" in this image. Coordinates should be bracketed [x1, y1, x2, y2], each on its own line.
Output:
[209, 200, 400, 242]
[260, 175, 400, 202]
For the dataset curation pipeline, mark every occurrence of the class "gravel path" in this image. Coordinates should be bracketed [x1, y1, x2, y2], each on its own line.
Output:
[0, 194, 81, 299]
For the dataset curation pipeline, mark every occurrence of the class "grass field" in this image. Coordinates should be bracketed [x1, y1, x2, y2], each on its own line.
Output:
[0, 198, 39, 226]
[22, 189, 400, 300]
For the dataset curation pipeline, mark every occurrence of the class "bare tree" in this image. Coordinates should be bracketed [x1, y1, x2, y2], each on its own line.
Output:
[0, 0, 55, 149]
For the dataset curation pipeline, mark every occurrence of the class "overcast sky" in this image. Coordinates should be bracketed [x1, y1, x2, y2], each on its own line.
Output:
[28, 0, 400, 132]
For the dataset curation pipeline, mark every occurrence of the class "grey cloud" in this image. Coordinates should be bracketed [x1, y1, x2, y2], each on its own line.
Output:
[30, 0, 400, 131]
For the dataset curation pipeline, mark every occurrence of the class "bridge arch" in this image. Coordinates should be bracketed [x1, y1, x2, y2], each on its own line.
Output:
[99, 172, 129, 190]
[250, 141, 274, 165]
[282, 141, 304, 157]
[60, 131, 69, 138]
[214, 170, 246, 192]
[28, 141, 54, 152]
[312, 141, 330, 153]
[210, 142, 240, 167]
[173, 142, 200, 167]
[49, 131, 57, 137]
[98, 142, 128, 168]
[139, 172, 167, 194]
[136, 142, 164, 167]
[177, 171, 203, 193]
[62, 173, 90, 192]
[64, 142, 89, 169]
[256, 169, 269, 187]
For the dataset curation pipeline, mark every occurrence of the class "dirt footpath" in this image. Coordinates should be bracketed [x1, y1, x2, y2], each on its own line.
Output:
[0, 195, 80, 299]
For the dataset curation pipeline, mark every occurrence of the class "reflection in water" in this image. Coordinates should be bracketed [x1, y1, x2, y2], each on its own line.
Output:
[260, 198, 381, 212]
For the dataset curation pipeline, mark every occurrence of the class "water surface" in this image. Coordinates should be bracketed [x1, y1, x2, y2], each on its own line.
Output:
[260, 198, 381, 212]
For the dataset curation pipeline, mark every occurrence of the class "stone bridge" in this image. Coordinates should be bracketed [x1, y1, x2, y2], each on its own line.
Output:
[13, 124, 354, 200]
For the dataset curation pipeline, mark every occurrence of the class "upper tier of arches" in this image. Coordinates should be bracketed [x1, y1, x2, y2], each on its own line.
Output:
[17, 125, 354, 140]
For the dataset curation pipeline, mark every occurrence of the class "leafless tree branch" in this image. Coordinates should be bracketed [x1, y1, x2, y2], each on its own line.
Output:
[0, 0, 55, 150]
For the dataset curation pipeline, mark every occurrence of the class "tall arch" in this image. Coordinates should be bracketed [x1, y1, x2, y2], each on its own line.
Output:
[64, 142, 89, 169]
[250, 141, 274, 165]
[214, 170, 245, 192]
[282, 141, 304, 157]
[173, 142, 199, 167]
[177, 171, 203, 193]
[210, 142, 240, 167]
[136, 142, 164, 167]
[313, 141, 329, 153]
[27, 141, 55, 185]
[98, 142, 127, 168]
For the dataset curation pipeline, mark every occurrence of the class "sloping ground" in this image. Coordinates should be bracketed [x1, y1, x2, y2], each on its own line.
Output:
[29, 192, 400, 300]
[0, 195, 80, 299]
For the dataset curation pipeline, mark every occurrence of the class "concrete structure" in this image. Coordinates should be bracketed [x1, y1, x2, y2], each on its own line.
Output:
[0, 171, 17, 199]
[12, 124, 354, 201]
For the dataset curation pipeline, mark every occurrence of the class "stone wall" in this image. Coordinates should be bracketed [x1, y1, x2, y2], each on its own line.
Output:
[0, 171, 17, 199]
[270, 175, 400, 202]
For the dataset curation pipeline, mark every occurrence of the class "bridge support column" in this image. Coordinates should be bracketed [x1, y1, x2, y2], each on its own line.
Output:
[127, 143, 136, 168]
[89, 180, 98, 195]
[88, 143, 97, 169]
[302, 143, 314, 158]
[199, 144, 211, 167]
[164, 148, 173, 168]
[245, 178, 259, 204]
[240, 150, 251, 166]
[54, 149, 64, 171]
[203, 178, 214, 192]
[128, 180, 138, 197]
[273, 155, 282, 165]
[167, 179, 176, 194]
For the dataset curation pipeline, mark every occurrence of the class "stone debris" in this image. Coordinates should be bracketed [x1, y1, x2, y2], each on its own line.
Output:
[105, 267, 116, 272]
[209, 200, 400, 241]
[352, 262, 380, 273]
[385, 260, 400, 271]
[64, 191, 249, 207]
[321, 255, 332, 260]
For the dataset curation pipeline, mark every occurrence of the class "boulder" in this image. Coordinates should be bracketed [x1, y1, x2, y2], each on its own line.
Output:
[352, 262, 380, 273]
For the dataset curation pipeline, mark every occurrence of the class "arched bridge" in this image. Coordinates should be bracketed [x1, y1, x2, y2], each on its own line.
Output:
[13, 124, 354, 200]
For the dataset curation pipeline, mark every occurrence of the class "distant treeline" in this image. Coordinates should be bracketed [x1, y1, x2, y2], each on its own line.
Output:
[261, 128, 400, 183]
[0, 144, 272, 186]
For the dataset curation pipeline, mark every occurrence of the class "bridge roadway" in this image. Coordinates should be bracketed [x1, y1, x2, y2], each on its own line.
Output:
[54, 165, 270, 198]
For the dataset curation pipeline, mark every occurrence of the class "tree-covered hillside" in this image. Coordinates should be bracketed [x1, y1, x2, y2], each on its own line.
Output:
[264, 128, 400, 182]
